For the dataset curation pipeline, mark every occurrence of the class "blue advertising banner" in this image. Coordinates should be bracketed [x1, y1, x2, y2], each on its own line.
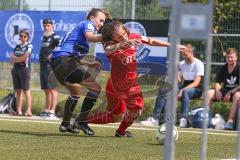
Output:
[94, 19, 169, 73]
[0, 11, 86, 62]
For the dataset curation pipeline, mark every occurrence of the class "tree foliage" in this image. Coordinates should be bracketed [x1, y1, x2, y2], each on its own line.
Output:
[104, 0, 240, 34]
[0, 0, 19, 10]
[135, 0, 169, 20]
[103, 0, 169, 20]
[0, 0, 29, 10]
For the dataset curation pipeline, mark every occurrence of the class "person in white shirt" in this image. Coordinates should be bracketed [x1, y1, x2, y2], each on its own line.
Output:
[177, 44, 204, 128]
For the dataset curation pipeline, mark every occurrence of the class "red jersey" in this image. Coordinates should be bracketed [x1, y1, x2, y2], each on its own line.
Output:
[106, 33, 149, 96]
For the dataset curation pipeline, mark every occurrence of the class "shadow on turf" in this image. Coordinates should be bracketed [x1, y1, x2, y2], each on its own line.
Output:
[146, 142, 163, 146]
[0, 129, 119, 138]
[0, 129, 79, 137]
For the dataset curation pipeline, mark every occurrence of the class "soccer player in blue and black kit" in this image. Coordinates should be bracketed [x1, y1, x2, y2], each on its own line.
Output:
[51, 8, 111, 135]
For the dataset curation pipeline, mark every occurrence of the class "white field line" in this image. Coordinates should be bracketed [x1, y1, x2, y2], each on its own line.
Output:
[0, 116, 238, 137]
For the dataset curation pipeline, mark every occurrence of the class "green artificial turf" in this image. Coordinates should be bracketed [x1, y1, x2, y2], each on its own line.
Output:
[0, 117, 237, 160]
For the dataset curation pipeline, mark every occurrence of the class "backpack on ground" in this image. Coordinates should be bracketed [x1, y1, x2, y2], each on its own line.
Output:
[0, 93, 17, 114]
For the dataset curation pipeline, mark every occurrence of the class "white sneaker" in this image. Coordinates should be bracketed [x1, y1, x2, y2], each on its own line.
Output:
[179, 118, 187, 128]
[45, 112, 59, 120]
[213, 114, 225, 130]
[140, 117, 158, 126]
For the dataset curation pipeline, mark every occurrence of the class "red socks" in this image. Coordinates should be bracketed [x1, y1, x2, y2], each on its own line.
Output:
[117, 112, 137, 134]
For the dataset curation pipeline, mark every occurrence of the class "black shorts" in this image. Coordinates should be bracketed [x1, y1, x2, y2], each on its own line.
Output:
[220, 89, 233, 101]
[11, 67, 30, 90]
[40, 67, 55, 89]
[51, 56, 91, 85]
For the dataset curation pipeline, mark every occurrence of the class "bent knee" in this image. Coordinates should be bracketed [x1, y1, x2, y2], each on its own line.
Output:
[85, 81, 102, 94]
[128, 109, 143, 118]
[233, 92, 240, 99]
[112, 113, 124, 122]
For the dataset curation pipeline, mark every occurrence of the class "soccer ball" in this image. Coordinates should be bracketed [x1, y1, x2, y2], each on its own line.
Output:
[156, 123, 179, 145]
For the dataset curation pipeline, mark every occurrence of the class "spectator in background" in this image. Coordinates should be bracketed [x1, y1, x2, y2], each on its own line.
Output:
[39, 19, 60, 119]
[207, 48, 240, 130]
[178, 44, 204, 128]
[140, 87, 166, 126]
[11, 29, 32, 116]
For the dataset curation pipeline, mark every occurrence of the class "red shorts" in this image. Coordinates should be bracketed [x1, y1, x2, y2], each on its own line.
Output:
[106, 79, 144, 114]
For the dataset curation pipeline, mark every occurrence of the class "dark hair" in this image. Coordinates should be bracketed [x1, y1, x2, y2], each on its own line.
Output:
[43, 19, 53, 25]
[87, 8, 112, 20]
[102, 21, 129, 43]
[19, 29, 30, 41]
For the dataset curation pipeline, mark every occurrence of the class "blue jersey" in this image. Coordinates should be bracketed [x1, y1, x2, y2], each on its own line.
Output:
[51, 20, 96, 59]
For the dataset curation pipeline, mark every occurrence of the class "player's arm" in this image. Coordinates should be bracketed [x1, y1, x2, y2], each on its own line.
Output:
[214, 82, 223, 100]
[178, 75, 202, 98]
[85, 31, 102, 42]
[178, 73, 183, 83]
[183, 75, 202, 90]
[141, 36, 189, 52]
[139, 35, 170, 47]
[147, 38, 170, 47]
[104, 42, 122, 55]
[104, 40, 135, 55]
[11, 52, 30, 63]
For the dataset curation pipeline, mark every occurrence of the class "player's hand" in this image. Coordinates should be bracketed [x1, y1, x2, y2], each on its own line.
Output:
[177, 45, 191, 53]
[223, 92, 231, 102]
[47, 54, 52, 61]
[177, 89, 183, 98]
[215, 90, 223, 101]
[88, 61, 102, 70]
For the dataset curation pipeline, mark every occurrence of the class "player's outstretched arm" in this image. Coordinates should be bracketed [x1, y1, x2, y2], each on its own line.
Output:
[85, 31, 102, 42]
[147, 38, 170, 47]
[104, 40, 137, 55]
[146, 38, 189, 53]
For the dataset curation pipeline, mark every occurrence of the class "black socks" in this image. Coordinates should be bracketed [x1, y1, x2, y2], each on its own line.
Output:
[76, 91, 99, 124]
[62, 95, 79, 126]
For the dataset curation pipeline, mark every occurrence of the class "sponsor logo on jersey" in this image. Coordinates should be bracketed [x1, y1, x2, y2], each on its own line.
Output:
[5, 13, 34, 48]
[124, 21, 150, 62]
[87, 23, 95, 31]
[226, 76, 237, 88]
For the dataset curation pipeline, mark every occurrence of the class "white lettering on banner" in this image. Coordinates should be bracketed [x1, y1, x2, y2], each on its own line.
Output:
[40, 20, 77, 32]
[6, 51, 12, 58]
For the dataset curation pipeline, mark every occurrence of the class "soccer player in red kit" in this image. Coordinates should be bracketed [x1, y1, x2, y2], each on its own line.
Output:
[87, 21, 187, 137]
